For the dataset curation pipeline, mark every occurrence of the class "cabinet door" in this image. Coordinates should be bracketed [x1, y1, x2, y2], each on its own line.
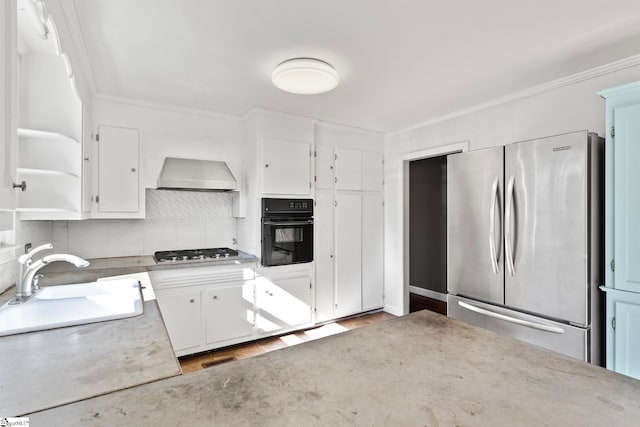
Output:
[256, 275, 312, 332]
[335, 193, 362, 317]
[315, 145, 335, 189]
[362, 193, 384, 310]
[156, 291, 202, 352]
[204, 283, 254, 344]
[263, 139, 311, 195]
[611, 296, 640, 379]
[0, 1, 17, 211]
[81, 107, 92, 213]
[335, 148, 361, 190]
[315, 190, 335, 322]
[362, 151, 383, 192]
[613, 104, 640, 293]
[97, 125, 139, 212]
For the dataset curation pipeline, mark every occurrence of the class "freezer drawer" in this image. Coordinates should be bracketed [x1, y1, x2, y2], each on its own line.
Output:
[448, 295, 590, 362]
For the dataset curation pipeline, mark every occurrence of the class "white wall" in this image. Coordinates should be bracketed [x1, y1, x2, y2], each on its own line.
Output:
[383, 63, 640, 316]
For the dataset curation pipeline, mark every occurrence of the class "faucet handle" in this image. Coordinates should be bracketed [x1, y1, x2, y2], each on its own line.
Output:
[18, 243, 53, 265]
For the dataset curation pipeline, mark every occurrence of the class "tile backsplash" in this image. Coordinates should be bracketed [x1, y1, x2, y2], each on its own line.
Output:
[53, 190, 237, 259]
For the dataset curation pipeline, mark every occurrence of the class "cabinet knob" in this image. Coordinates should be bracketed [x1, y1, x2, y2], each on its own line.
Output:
[265, 164, 269, 168]
[330, 254, 333, 258]
[190, 299, 195, 303]
[213, 295, 218, 300]
[84, 157, 90, 162]
[131, 168, 137, 173]
[13, 181, 27, 192]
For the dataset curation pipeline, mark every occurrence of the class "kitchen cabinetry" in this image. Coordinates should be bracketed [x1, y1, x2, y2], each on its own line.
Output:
[603, 288, 640, 379]
[362, 193, 384, 310]
[315, 146, 383, 192]
[315, 145, 334, 189]
[315, 190, 335, 321]
[0, 0, 17, 212]
[335, 193, 363, 317]
[156, 290, 202, 352]
[335, 148, 361, 190]
[599, 81, 640, 379]
[16, 45, 86, 219]
[151, 263, 256, 356]
[314, 190, 384, 320]
[204, 284, 255, 344]
[262, 138, 311, 195]
[93, 125, 143, 217]
[255, 267, 313, 333]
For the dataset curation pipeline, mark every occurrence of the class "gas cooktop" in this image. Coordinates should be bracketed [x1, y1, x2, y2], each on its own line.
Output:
[154, 247, 239, 263]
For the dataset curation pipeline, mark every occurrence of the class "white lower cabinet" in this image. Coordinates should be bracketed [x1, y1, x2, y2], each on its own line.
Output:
[152, 262, 318, 356]
[256, 268, 313, 333]
[205, 284, 255, 344]
[156, 290, 202, 353]
[151, 264, 256, 356]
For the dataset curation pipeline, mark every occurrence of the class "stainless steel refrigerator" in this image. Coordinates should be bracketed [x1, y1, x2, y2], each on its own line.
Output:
[446, 130, 604, 364]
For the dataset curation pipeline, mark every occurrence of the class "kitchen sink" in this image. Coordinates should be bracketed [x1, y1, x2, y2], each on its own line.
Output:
[0, 280, 144, 336]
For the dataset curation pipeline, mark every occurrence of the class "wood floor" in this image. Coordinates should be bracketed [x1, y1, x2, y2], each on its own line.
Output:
[179, 310, 396, 374]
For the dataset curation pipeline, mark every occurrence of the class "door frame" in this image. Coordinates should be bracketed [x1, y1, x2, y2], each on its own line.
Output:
[401, 141, 469, 314]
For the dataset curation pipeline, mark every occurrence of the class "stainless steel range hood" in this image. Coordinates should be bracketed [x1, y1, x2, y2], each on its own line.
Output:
[157, 157, 238, 191]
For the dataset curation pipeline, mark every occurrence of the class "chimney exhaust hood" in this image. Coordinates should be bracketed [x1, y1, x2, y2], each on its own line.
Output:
[157, 158, 238, 191]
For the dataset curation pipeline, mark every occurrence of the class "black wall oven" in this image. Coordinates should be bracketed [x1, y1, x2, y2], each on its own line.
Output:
[261, 198, 313, 267]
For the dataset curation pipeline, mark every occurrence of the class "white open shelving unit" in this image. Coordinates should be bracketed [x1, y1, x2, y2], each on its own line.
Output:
[16, 13, 87, 220]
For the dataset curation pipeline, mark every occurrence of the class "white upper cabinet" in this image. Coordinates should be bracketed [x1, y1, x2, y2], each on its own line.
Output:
[335, 147, 362, 190]
[95, 125, 140, 214]
[262, 138, 311, 195]
[361, 151, 384, 192]
[0, 3, 17, 212]
[315, 145, 335, 189]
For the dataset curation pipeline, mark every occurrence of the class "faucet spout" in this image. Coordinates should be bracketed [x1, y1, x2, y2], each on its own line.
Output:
[14, 254, 90, 301]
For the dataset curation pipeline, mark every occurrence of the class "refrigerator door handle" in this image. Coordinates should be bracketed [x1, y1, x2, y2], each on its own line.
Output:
[489, 177, 500, 274]
[458, 301, 565, 334]
[505, 175, 516, 276]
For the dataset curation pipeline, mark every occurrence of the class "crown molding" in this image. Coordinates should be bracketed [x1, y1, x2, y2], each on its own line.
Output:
[94, 93, 243, 121]
[389, 53, 640, 136]
[242, 107, 319, 125]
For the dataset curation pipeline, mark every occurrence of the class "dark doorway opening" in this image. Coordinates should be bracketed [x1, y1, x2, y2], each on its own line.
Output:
[409, 155, 447, 314]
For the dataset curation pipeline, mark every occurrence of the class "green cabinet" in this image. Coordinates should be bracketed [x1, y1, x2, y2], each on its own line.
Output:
[602, 288, 640, 379]
[599, 81, 640, 379]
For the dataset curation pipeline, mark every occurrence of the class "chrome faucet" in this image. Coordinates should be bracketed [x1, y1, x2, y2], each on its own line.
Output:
[13, 253, 90, 303]
[17, 243, 53, 285]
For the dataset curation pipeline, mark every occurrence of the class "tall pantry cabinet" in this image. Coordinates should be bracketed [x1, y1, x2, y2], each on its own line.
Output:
[599, 81, 640, 380]
[314, 124, 384, 321]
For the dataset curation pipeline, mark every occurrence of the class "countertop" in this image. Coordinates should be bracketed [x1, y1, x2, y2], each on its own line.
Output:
[0, 273, 182, 417]
[38, 251, 258, 286]
[27, 310, 640, 426]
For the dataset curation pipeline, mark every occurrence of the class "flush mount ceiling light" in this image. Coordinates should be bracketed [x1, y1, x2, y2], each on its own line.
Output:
[272, 58, 339, 95]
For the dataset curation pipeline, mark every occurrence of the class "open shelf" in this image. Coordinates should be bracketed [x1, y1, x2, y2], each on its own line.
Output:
[16, 167, 79, 178]
[15, 207, 76, 213]
[17, 128, 79, 144]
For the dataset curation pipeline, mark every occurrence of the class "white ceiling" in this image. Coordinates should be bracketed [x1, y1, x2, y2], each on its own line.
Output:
[69, 0, 640, 132]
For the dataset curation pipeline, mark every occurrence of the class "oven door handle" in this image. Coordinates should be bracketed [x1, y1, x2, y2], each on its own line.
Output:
[263, 220, 313, 226]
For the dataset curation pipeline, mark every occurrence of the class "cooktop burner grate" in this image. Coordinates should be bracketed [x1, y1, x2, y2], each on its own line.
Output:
[154, 247, 239, 263]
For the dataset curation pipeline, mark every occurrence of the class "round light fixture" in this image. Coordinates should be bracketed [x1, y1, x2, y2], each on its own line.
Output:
[272, 58, 339, 95]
